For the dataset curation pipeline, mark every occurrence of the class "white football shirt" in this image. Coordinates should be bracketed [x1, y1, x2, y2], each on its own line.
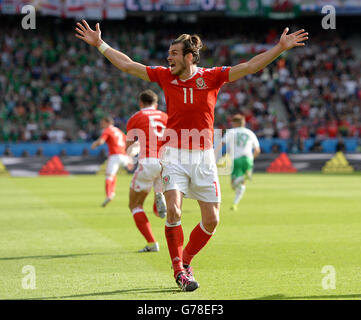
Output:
[222, 127, 260, 160]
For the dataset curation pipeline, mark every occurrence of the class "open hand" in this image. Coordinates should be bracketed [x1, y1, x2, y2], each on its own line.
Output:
[279, 27, 308, 51]
[75, 20, 102, 47]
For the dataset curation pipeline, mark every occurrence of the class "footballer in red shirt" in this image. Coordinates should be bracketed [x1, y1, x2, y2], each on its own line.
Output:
[126, 89, 168, 253]
[76, 20, 308, 291]
[91, 116, 131, 207]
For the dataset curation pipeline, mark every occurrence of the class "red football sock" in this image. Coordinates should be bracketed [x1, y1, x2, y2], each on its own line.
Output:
[183, 222, 213, 266]
[165, 222, 184, 278]
[132, 209, 156, 243]
[105, 178, 113, 198]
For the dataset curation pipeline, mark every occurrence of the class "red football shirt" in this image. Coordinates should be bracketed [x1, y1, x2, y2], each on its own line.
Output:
[146, 66, 230, 149]
[327, 122, 338, 138]
[126, 106, 168, 159]
[100, 125, 126, 155]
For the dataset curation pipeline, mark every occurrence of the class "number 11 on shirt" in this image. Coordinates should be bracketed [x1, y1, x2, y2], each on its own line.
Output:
[183, 88, 193, 104]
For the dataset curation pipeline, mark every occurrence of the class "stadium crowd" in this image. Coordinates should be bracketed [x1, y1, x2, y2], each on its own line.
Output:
[278, 35, 361, 152]
[1, 20, 360, 152]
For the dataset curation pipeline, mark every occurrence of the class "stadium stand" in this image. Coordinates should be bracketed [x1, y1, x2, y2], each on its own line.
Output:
[0, 15, 360, 154]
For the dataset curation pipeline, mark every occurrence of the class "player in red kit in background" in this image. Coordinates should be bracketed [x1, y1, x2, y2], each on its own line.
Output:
[76, 20, 308, 291]
[126, 89, 168, 253]
[91, 116, 131, 207]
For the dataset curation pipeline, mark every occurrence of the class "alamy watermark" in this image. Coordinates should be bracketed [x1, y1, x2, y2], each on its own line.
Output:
[127, 127, 238, 174]
[21, 5, 36, 30]
[321, 265, 336, 290]
[321, 5, 336, 30]
[22, 265, 36, 290]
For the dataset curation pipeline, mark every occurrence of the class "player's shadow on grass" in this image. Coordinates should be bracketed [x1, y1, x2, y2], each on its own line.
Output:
[253, 293, 361, 300]
[0, 251, 136, 261]
[24, 287, 180, 300]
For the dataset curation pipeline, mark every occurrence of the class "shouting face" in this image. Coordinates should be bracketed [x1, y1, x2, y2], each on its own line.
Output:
[167, 43, 187, 76]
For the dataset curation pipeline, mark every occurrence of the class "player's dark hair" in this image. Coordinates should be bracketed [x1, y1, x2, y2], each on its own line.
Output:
[102, 116, 114, 125]
[172, 34, 203, 64]
[139, 89, 158, 106]
[232, 114, 246, 127]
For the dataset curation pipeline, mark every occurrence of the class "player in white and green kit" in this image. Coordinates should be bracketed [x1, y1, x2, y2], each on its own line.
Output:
[219, 114, 260, 210]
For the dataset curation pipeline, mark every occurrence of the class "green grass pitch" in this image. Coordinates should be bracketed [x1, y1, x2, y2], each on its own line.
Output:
[1, 173, 361, 300]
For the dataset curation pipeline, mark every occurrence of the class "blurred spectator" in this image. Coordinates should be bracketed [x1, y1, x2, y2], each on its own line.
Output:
[0, 19, 359, 152]
[4, 147, 13, 156]
[36, 147, 43, 156]
[278, 35, 361, 145]
[311, 139, 323, 152]
[271, 143, 281, 153]
[336, 137, 346, 152]
[47, 126, 66, 143]
[21, 150, 29, 157]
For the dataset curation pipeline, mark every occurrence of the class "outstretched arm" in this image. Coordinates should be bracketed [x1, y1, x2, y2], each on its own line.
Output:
[91, 137, 105, 149]
[229, 27, 308, 82]
[75, 20, 150, 82]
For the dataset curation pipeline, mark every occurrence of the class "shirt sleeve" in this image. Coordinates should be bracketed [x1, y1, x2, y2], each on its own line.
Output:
[100, 129, 109, 142]
[215, 66, 231, 88]
[146, 66, 168, 88]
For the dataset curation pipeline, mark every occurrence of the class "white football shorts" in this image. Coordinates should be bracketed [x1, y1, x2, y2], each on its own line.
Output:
[106, 154, 130, 177]
[130, 158, 162, 193]
[160, 147, 221, 203]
